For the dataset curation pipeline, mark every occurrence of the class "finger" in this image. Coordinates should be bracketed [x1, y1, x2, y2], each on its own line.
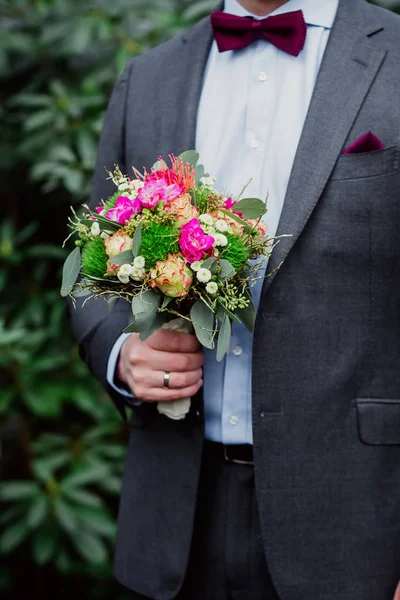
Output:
[130, 368, 203, 391]
[130, 349, 204, 373]
[393, 581, 400, 600]
[146, 328, 200, 353]
[137, 379, 203, 403]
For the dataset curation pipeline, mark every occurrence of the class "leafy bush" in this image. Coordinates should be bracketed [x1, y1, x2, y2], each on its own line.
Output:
[0, 0, 398, 597]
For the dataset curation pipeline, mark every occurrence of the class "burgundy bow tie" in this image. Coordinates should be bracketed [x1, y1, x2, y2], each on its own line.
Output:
[210, 10, 307, 57]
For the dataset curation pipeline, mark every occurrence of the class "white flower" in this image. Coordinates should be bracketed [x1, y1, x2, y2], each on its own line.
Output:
[203, 225, 216, 237]
[101, 232, 109, 240]
[214, 233, 228, 247]
[215, 219, 228, 233]
[199, 213, 213, 226]
[197, 268, 212, 283]
[200, 176, 216, 187]
[131, 267, 145, 281]
[206, 282, 218, 295]
[133, 256, 146, 269]
[213, 248, 219, 257]
[117, 272, 130, 284]
[91, 222, 101, 236]
[191, 261, 202, 272]
[119, 264, 134, 277]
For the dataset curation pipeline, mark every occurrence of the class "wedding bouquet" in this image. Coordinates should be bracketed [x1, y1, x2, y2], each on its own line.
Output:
[62, 151, 280, 419]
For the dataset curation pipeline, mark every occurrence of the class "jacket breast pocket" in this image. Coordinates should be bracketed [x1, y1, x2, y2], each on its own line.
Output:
[356, 398, 400, 445]
[330, 146, 400, 181]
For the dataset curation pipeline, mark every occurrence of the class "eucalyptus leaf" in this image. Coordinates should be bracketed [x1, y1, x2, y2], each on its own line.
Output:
[219, 209, 252, 233]
[110, 249, 133, 265]
[161, 296, 174, 310]
[195, 163, 205, 183]
[190, 300, 215, 349]
[128, 290, 161, 333]
[219, 259, 235, 279]
[132, 222, 142, 257]
[233, 198, 267, 220]
[95, 215, 121, 232]
[217, 301, 242, 324]
[178, 150, 199, 167]
[60, 247, 81, 297]
[139, 313, 167, 342]
[216, 313, 231, 362]
[236, 293, 257, 333]
[201, 257, 218, 273]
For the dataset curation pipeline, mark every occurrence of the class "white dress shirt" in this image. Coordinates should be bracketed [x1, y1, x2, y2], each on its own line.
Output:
[107, 0, 339, 443]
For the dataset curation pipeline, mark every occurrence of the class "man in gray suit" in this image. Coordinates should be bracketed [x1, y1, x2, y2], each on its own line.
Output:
[70, 0, 400, 598]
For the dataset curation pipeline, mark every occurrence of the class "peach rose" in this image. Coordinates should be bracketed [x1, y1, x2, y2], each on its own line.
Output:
[163, 193, 199, 226]
[149, 253, 193, 298]
[104, 231, 133, 276]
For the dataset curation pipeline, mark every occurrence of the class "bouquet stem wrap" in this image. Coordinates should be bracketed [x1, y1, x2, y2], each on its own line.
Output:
[157, 317, 193, 420]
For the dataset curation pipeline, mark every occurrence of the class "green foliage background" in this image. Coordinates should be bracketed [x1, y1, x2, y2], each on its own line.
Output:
[0, 0, 398, 597]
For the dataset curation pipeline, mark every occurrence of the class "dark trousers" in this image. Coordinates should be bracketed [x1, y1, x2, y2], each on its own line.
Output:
[124, 443, 280, 600]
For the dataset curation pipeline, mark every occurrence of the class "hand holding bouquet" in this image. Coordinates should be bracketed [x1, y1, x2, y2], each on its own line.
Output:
[61, 151, 281, 418]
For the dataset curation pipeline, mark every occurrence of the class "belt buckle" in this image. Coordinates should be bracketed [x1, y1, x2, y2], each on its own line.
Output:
[223, 445, 254, 466]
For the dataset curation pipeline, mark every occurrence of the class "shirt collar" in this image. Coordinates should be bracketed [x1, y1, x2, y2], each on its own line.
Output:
[223, 0, 339, 29]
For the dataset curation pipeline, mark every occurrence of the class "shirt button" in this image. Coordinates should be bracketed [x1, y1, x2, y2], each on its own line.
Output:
[250, 138, 259, 149]
[258, 71, 267, 82]
[229, 415, 239, 426]
[232, 345, 242, 356]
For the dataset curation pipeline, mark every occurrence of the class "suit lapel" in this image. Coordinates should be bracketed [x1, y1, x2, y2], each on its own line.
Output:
[261, 0, 387, 297]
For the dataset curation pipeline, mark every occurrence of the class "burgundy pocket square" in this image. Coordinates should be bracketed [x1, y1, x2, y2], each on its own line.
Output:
[344, 132, 384, 155]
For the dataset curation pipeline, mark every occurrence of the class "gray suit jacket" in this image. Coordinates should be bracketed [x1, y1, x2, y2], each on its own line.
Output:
[69, 1, 400, 598]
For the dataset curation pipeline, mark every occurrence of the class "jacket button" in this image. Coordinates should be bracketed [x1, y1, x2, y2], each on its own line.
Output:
[260, 412, 266, 418]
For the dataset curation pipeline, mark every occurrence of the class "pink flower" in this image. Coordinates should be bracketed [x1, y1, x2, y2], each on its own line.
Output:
[138, 180, 183, 209]
[106, 196, 141, 224]
[149, 253, 193, 298]
[223, 197, 243, 218]
[179, 219, 215, 264]
[104, 231, 133, 275]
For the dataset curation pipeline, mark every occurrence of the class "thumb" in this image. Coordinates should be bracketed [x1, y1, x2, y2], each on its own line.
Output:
[393, 581, 400, 600]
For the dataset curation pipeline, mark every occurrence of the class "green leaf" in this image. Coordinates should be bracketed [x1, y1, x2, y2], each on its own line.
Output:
[27, 497, 48, 529]
[0, 521, 30, 554]
[139, 312, 166, 342]
[61, 464, 109, 490]
[201, 257, 218, 273]
[60, 247, 81, 297]
[32, 529, 57, 565]
[195, 163, 205, 183]
[217, 301, 242, 324]
[190, 300, 215, 350]
[219, 259, 235, 279]
[54, 500, 78, 534]
[217, 313, 231, 362]
[178, 150, 199, 167]
[219, 209, 252, 233]
[132, 222, 142, 257]
[0, 481, 39, 501]
[0, 506, 24, 526]
[72, 532, 108, 565]
[110, 249, 133, 265]
[97, 477, 121, 495]
[129, 290, 161, 333]
[95, 215, 121, 232]
[233, 198, 267, 220]
[62, 489, 103, 508]
[74, 507, 116, 538]
[235, 293, 257, 333]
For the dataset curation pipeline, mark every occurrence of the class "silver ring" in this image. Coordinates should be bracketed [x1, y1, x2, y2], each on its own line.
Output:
[163, 371, 170, 388]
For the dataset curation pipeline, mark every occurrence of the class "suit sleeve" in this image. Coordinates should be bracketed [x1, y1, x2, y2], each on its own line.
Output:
[68, 61, 135, 419]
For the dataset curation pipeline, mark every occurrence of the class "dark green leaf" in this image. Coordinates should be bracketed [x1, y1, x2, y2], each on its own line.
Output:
[129, 290, 161, 333]
[63, 489, 103, 508]
[60, 247, 81, 297]
[236, 293, 256, 333]
[0, 521, 30, 554]
[61, 464, 109, 490]
[195, 163, 205, 183]
[54, 500, 78, 534]
[190, 300, 215, 349]
[219, 209, 252, 233]
[0, 481, 39, 501]
[27, 497, 48, 529]
[74, 507, 116, 538]
[217, 301, 242, 324]
[95, 215, 121, 232]
[72, 532, 108, 565]
[32, 529, 57, 565]
[132, 222, 142, 257]
[217, 313, 231, 362]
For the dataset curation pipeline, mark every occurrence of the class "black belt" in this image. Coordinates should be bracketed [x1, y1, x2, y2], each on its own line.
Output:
[204, 441, 254, 465]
